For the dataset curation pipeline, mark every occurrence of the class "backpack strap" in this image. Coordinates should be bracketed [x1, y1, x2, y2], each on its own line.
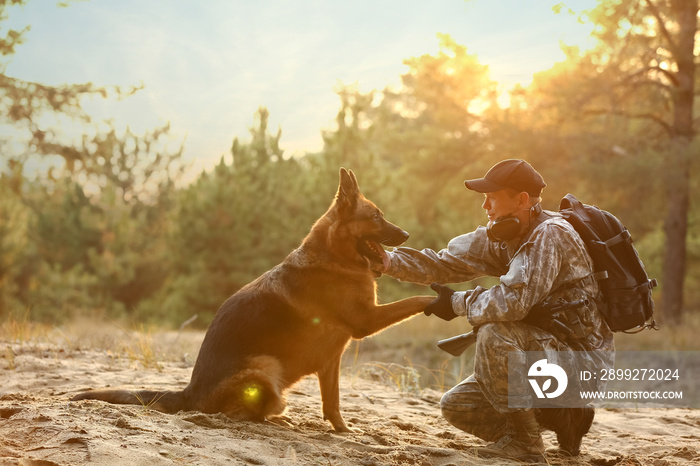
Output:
[605, 229, 632, 247]
[559, 194, 591, 222]
[588, 229, 632, 252]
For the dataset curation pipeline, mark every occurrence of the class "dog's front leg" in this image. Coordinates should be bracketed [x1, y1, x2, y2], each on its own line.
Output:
[350, 296, 434, 339]
[317, 356, 354, 433]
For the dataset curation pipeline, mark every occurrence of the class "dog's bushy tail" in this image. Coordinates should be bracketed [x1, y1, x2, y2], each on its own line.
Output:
[71, 389, 185, 414]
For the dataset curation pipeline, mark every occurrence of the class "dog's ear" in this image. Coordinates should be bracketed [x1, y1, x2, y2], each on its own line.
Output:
[347, 169, 360, 193]
[336, 167, 358, 211]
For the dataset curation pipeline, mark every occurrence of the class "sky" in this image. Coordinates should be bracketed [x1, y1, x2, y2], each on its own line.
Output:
[4, 0, 598, 176]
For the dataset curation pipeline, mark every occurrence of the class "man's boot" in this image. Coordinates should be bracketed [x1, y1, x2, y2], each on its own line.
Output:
[535, 405, 594, 456]
[476, 409, 545, 463]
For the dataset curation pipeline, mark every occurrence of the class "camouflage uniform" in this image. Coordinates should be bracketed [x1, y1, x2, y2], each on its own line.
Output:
[386, 210, 615, 442]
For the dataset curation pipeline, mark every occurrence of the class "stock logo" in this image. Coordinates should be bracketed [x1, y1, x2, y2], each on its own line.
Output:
[528, 358, 568, 399]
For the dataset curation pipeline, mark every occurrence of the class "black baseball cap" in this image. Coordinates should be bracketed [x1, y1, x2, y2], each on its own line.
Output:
[464, 159, 546, 197]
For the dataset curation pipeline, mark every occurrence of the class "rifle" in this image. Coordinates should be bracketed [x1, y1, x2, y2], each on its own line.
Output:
[436, 298, 590, 357]
[437, 331, 476, 357]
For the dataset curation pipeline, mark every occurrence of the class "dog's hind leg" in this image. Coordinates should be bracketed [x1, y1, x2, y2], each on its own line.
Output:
[317, 356, 353, 433]
[199, 355, 287, 422]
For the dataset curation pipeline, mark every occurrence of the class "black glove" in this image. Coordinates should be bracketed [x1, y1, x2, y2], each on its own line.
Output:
[424, 283, 458, 321]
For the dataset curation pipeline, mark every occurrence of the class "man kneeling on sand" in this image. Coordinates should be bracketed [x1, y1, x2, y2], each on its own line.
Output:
[375, 160, 614, 462]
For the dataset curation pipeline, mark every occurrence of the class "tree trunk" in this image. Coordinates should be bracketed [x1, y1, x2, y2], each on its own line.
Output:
[662, 154, 690, 324]
[661, 0, 697, 324]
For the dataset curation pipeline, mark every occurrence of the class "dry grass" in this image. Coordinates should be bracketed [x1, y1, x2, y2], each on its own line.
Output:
[343, 310, 700, 393]
[0, 315, 204, 373]
[1, 309, 698, 394]
[614, 312, 700, 351]
[342, 315, 475, 393]
[1, 308, 49, 345]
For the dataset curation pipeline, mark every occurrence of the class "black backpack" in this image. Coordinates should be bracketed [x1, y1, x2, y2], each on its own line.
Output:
[558, 194, 658, 333]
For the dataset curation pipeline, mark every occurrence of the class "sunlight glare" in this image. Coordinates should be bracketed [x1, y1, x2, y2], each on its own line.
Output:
[242, 384, 262, 405]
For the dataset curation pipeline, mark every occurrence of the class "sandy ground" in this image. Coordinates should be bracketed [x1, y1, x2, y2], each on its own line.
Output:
[1, 331, 699, 466]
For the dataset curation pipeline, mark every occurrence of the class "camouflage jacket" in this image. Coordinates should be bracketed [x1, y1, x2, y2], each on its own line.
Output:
[386, 210, 614, 349]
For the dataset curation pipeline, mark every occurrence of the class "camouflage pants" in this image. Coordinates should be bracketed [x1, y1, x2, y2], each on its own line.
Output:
[439, 321, 613, 442]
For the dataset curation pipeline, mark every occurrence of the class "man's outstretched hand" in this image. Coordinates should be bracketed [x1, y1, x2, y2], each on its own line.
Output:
[424, 283, 458, 321]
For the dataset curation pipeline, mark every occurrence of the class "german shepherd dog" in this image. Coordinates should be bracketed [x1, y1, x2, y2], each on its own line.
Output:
[72, 168, 432, 432]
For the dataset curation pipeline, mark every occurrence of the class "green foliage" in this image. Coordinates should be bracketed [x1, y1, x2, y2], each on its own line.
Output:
[534, 0, 698, 323]
[145, 108, 335, 326]
[1, 1, 698, 329]
[0, 163, 33, 316]
[0, 0, 173, 323]
[0, 129, 183, 323]
[321, 36, 499, 251]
